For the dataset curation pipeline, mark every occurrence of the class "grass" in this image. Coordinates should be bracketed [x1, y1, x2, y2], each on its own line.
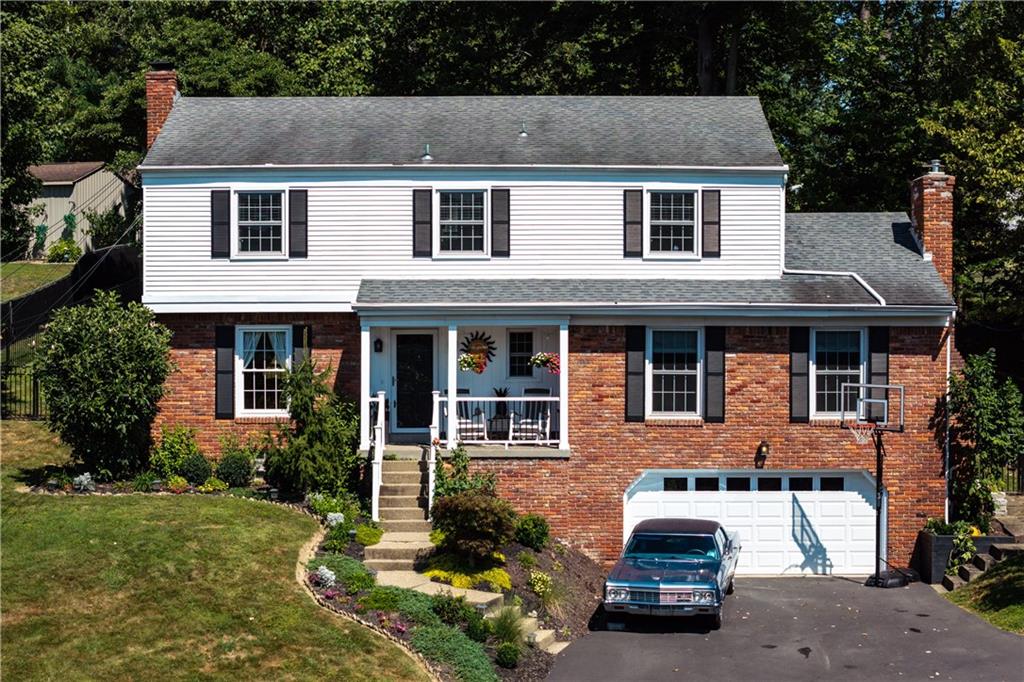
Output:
[947, 554, 1024, 633]
[1, 261, 74, 301]
[0, 420, 430, 681]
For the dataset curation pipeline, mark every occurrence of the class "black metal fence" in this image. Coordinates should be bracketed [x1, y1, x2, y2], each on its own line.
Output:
[1002, 456, 1024, 494]
[1, 362, 47, 419]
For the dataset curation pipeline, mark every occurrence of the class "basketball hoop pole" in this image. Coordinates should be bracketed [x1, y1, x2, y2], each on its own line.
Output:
[872, 427, 884, 587]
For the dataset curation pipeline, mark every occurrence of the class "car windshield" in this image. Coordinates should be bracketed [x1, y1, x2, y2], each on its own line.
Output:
[625, 533, 719, 559]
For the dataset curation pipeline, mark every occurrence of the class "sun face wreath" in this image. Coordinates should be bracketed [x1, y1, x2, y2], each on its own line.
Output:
[458, 331, 497, 374]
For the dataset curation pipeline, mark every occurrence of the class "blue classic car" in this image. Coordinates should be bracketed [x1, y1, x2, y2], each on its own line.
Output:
[603, 518, 741, 629]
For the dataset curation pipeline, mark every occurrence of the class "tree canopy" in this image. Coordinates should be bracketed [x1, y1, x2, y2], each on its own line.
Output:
[2, 1, 1021, 346]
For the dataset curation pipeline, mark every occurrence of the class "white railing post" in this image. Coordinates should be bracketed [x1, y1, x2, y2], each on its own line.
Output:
[447, 323, 458, 450]
[359, 326, 371, 451]
[371, 390, 386, 522]
[428, 390, 440, 518]
[558, 322, 570, 450]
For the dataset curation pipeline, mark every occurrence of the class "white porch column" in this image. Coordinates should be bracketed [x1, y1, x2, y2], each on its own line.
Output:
[447, 322, 458, 449]
[559, 321, 570, 450]
[359, 325, 371, 451]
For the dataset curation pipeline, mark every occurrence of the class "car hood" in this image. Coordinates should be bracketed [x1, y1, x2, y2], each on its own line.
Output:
[607, 556, 721, 586]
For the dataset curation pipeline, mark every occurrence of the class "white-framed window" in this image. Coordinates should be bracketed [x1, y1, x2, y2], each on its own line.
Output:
[810, 328, 867, 417]
[235, 325, 291, 416]
[645, 190, 698, 258]
[434, 189, 489, 257]
[508, 330, 534, 378]
[233, 190, 287, 257]
[646, 327, 703, 417]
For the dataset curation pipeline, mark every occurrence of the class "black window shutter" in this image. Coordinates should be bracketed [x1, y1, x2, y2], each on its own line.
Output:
[293, 325, 312, 367]
[867, 327, 889, 422]
[211, 190, 230, 259]
[702, 190, 721, 258]
[412, 189, 432, 258]
[215, 325, 234, 419]
[625, 326, 646, 422]
[289, 190, 308, 259]
[491, 189, 510, 258]
[623, 190, 643, 258]
[789, 327, 810, 423]
[704, 327, 726, 422]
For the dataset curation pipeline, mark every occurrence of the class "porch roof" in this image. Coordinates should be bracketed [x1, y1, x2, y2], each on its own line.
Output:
[355, 275, 881, 310]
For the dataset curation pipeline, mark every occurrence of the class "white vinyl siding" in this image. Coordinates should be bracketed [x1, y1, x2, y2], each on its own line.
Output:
[142, 173, 784, 307]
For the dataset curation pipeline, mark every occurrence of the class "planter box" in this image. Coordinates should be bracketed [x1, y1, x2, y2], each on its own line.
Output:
[914, 530, 1013, 584]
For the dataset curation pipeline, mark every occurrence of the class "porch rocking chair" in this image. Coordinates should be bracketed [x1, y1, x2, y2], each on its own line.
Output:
[511, 387, 552, 442]
[444, 388, 488, 442]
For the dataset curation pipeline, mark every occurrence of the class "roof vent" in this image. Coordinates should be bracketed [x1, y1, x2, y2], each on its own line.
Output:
[519, 121, 528, 138]
[929, 158, 943, 173]
[420, 143, 433, 163]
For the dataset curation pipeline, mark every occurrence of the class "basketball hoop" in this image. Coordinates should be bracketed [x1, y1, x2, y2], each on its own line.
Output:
[846, 422, 876, 445]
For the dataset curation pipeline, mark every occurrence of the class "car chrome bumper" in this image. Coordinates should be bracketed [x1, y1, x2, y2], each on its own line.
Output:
[603, 602, 720, 617]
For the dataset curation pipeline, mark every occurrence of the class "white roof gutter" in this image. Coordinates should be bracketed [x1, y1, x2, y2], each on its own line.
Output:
[137, 163, 789, 173]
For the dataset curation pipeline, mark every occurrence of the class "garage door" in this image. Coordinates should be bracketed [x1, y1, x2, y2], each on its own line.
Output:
[623, 470, 883, 576]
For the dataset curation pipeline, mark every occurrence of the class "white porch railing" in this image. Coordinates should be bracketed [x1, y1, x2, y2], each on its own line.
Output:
[368, 390, 386, 522]
[434, 393, 561, 448]
[428, 390, 440, 517]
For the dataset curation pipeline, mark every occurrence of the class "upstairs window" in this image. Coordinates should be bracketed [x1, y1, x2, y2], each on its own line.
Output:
[648, 191, 696, 255]
[237, 326, 290, 415]
[647, 328, 702, 417]
[438, 191, 486, 254]
[811, 329, 865, 416]
[508, 331, 534, 377]
[237, 192, 284, 254]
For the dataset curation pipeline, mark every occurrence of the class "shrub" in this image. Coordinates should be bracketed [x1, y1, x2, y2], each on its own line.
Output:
[46, 238, 81, 263]
[322, 524, 352, 553]
[516, 550, 536, 569]
[495, 641, 520, 669]
[358, 586, 440, 626]
[489, 606, 524, 646]
[311, 554, 375, 594]
[423, 553, 512, 592]
[431, 491, 516, 563]
[433, 444, 497, 498]
[84, 202, 139, 249]
[465, 610, 490, 643]
[216, 435, 257, 488]
[132, 470, 157, 492]
[263, 356, 361, 495]
[72, 472, 95, 492]
[514, 513, 550, 551]
[35, 291, 172, 479]
[197, 476, 228, 493]
[429, 528, 446, 546]
[307, 490, 362, 527]
[355, 523, 383, 546]
[410, 624, 498, 682]
[166, 475, 189, 493]
[431, 592, 475, 626]
[178, 450, 213, 486]
[528, 570, 552, 599]
[150, 426, 201, 479]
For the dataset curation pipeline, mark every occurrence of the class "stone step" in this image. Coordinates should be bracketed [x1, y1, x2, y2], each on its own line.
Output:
[380, 483, 426, 497]
[941, 573, 965, 591]
[544, 641, 571, 656]
[529, 628, 556, 650]
[364, 541, 435, 562]
[995, 516, 1024, 541]
[365, 558, 417, 572]
[1003, 494, 1024, 514]
[380, 519, 432, 533]
[381, 460, 427, 472]
[379, 506, 429, 521]
[379, 495, 428, 509]
[381, 531, 432, 543]
[957, 563, 983, 583]
[972, 553, 997, 571]
[990, 543, 1024, 561]
[381, 471, 428, 485]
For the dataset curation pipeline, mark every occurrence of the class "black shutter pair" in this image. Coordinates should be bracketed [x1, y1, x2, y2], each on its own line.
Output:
[623, 189, 721, 258]
[789, 327, 889, 423]
[211, 190, 307, 259]
[214, 324, 312, 420]
[624, 326, 726, 423]
[412, 189, 510, 258]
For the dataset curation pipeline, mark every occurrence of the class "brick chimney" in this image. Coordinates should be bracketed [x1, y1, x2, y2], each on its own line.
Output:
[146, 61, 178, 149]
[910, 160, 955, 295]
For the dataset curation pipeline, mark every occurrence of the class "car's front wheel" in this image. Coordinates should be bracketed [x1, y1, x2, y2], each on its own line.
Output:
[726, 578, 735, 595]
[710, 609, 723, 630]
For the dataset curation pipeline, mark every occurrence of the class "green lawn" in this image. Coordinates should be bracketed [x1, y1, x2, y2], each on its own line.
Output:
[0, 420, 430, 681]
[1, 261, 74, 301]
[947, 554, 1024, 634]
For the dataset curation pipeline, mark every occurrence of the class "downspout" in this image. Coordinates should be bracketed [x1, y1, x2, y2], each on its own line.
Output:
[782, 268, 887, 306]
[945, 311, 954, 522]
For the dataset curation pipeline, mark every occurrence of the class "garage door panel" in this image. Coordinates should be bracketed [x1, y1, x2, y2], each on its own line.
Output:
[694, 501, 723, 517]
[660, 501, 693, 517]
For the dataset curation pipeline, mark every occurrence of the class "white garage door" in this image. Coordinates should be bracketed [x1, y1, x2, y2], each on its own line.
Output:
[623, 469, 883, 576]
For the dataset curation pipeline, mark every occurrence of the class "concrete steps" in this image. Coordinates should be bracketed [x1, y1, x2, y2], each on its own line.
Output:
[380, 506, 429, 521]
[991, 543, 1024, 561]
[941, 573, 965, 591]
[941, 541, 1024, 592]
[957, 563, 983, 583]
[380, 483, 425, 496]
[972, 553, 997, 571]
[380, 519, 432, 532]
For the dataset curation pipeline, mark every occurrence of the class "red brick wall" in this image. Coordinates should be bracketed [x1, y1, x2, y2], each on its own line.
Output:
[146, 68, 177, 149]
[910, 170, 955, 295]
[153, 313, 360, 455]
[474, 325, 950, 567]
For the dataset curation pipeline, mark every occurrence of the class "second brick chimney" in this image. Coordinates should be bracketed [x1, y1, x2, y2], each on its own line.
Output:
[146, 61, 178, 149]
[910, 160, 955, 296]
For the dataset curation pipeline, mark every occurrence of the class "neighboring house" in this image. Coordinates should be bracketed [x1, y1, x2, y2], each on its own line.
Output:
[28, 161, 131, 253]
[140, 64, 957, 574]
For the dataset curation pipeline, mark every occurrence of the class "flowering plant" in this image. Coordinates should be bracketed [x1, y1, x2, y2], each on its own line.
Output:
[458, 352, 487, 374]
[528, 352, 560, 375]
[312, 565, 337, 588]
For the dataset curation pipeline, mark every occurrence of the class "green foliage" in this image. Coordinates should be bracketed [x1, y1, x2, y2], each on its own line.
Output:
[948, 350, 1024, 529]
[46, 238, 82, 263]
[309, 554, 376, 595]
[216, 436, 256, 488]
[321, 524, 351, 553]
[409, 624, 498, 682]
[433, 444, 497, 499]
[495, 641, 520, 669]
[514, 513, 550, 551]
[422, 553, 512, 592]
[354, 523, 383, 547]
[307, 490, 362, 526]
[84, 202, 139, 250]
[430, 592, 475, 626]
[925, 518, 978, 575]
[358, 586, 440, 626]
[528, 570, 552, 600]
[516, 550, 536, 569]
[150, 426, 201, 479]
[165, 475, 189, 493]
[431, 492, 516, 563]
[35, 291, 172, 478]
[131, 470, 157, 493]
[264, 356, 361, 495]
[429, 528, 446, 546]
[177, 450, 212, 486]
[197, 476, 228, 493]
[489, 606, 524, 646]
[464, 610, 491, 643]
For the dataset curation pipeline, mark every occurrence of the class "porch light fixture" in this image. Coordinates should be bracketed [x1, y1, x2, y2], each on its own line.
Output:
[373, 338, 383, 353]
[754, 440, 770, 469]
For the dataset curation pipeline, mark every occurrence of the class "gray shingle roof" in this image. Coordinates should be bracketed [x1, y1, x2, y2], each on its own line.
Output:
[142, 96, 785, 168]
[785, 212, 953, 306]
[356, 275, 877, 308]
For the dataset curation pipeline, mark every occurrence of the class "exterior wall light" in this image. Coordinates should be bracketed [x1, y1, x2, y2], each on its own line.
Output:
[373, 338, 384, 353]
[755, 440, 770, 469]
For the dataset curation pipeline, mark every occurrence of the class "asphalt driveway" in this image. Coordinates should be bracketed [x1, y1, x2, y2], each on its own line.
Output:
[548, 578, 1023, 681]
